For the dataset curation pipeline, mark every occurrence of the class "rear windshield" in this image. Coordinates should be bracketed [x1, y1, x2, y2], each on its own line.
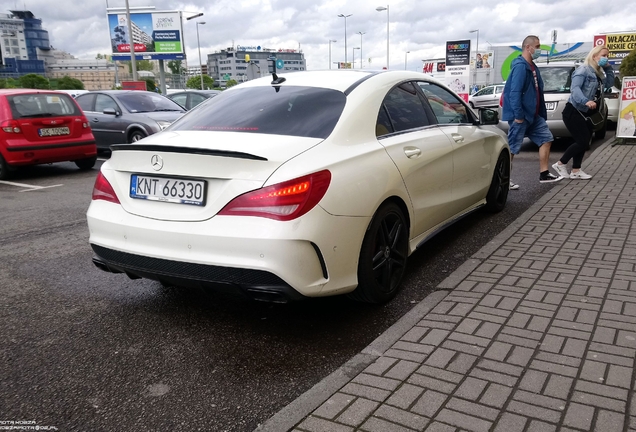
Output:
[8, 93, 81, 119]
[169, 86, 347, 139]
[540, 66, 575, 93]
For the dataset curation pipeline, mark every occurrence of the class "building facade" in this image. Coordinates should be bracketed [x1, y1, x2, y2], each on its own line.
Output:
[46, 57, 126, 90]
[0, 11, 47, 78]
[206, 45, 306, 86]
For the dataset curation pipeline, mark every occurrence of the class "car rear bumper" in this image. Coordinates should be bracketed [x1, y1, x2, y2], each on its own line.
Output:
[87, 200, 370, 300]
[3, 140, 97, 165]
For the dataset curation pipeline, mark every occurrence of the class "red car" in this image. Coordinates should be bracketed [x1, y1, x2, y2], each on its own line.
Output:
[0, 89, 97, 179]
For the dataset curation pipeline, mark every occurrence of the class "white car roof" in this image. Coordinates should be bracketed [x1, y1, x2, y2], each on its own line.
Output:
[224, 70, 446, 93]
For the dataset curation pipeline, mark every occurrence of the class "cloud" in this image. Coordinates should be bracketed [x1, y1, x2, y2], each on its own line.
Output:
[8, 0, 636, 71]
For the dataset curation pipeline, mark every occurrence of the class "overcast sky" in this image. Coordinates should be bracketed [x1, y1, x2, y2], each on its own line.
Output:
[9, 0, 636, 70]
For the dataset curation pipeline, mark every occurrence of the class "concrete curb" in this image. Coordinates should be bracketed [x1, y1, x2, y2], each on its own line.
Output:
[254, 135, 618, 432]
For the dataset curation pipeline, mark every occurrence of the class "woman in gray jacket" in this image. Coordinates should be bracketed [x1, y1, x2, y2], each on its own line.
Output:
[552, 45, 614, 179]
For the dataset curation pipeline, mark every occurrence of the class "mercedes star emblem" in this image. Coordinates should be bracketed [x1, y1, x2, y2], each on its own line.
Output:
[151, 154, 163, 171]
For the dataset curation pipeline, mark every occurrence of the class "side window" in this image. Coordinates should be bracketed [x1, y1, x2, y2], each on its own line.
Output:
[170, 94, 188, 107]
[376, 106, 393, 137]
[481, 87, 494, 95]
[417, 82, 469, 124]
[379, 82, 431, 134]
[190, 93, 208, 107]
[75, 94, 95, 112]
[495, 86, 504, 94]
[95, 94, 119, 113]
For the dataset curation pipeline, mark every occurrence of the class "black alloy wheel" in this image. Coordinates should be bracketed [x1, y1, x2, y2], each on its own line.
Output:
[485, 151, 510, 213]
[349, 202, 409, 304]
[0, 154, 11, 180]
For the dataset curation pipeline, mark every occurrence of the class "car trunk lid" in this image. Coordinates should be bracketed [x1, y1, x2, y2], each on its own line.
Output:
[104, 131, 323, 221]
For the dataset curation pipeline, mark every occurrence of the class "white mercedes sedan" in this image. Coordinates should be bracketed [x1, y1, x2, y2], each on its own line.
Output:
[87, 70, 510, 304]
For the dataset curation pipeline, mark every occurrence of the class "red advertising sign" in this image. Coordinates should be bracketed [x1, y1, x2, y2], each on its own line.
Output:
[116, 43, 148, 53]
[122, 81, 147, 91]
[423, 62, 434, 74]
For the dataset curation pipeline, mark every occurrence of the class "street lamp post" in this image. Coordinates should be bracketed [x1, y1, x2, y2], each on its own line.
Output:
[376, 5, 389, 69]
[196, 21, 206, 89]
[469, 29, 479, 87]
[353, 47, 360, 68]
[357, 31, 365, 68]
[329, 39, 337, 69]
[405, 51, 410, 70]
[338, 14, 352, 68]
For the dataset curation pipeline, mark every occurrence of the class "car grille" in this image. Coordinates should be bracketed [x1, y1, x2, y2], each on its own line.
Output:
[91, 244, 288, 286]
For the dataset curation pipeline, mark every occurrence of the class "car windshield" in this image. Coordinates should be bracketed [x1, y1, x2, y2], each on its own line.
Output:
[116, 92, 185, 113]
[8, 93, 80, 119]
[540, 66, 575, 93]
[169, 86, 347, 139]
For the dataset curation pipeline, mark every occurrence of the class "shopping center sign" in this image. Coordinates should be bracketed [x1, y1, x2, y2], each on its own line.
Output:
[108, 11, 185, 61]
[594, 33, 636, 64]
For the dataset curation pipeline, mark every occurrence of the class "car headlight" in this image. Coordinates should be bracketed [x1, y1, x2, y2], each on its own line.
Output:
[156, 120, 172, 130]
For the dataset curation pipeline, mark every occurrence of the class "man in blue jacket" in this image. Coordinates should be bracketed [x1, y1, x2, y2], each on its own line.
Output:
[502, 35, 563, 189]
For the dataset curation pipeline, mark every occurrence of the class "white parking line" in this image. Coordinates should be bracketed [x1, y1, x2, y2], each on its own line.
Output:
[0, 180, 63, 192]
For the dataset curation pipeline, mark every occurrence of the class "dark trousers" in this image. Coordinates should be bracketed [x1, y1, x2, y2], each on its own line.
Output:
[561, 102, 592, 169]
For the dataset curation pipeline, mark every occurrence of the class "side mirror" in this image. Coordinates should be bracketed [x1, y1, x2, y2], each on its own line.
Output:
[103, 107, 119, 116]
[479, 108, 499, 125]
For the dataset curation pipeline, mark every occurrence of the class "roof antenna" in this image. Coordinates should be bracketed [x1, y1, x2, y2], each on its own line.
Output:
[268, 56, 286, 85]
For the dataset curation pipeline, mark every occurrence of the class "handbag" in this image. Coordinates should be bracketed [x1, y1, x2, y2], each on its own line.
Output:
[585, 94, 605, 127]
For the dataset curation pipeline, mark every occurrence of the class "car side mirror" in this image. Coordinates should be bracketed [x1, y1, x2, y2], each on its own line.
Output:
[479, 108, 499, 125]
[103, 107, 120, 116]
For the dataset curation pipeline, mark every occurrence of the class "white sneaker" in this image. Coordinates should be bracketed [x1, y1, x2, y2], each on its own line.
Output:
[552, 162, 569, 179]
[570, 170, 592, 179]
[509, 181, 519, 190]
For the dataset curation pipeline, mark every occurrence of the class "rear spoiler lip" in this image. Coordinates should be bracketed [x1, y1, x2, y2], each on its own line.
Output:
[109, 144, 268, 161]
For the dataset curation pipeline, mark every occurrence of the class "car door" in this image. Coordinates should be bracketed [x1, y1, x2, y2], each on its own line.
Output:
[93, 94, 130, 145]
[189, 92, 208, 109]
[375, 82, 456, 238]
[417, 81, 494, 212]
[475, 86, 494, 107]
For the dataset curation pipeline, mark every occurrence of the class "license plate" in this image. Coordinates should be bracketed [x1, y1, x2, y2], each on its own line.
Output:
[545, 102, 557, 110]
[130, 175, 207, 206]
[38, 127, 70, 137]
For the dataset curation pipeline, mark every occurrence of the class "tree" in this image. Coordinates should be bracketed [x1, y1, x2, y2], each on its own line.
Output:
[186, 75, 214, 90]
[619, 47, 636, 83]
[19, 74, 50, 89]
[124, 60, 154, 73]
[225, 79, 238, 88]
[54, 76, 85, 90]
[142, 78, 157, 92]
[167, 60, 184, 75]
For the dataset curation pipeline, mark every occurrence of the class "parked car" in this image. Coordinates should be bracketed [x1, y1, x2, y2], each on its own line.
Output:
[604, 86, 620, 125]
[469, 84, 505, 108]
[0, 89, 97, 179]
[57, 89, 90, 98]
[87, 70, 510, 304]
[498, 62, 608, 141]
[75, 90, 185, 151]
[167, 90, 221, 110]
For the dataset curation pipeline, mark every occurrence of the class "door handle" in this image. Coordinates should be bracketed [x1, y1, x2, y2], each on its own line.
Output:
[404, 147, 421, 158]
[451, 133, 464, 143]
[92, 118, 99, 122]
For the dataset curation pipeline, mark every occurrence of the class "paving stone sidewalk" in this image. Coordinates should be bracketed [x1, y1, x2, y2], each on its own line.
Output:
[257, 139, 636, 432]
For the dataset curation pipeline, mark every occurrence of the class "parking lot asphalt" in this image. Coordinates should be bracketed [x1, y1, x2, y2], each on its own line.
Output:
[257, 137, 636, 432]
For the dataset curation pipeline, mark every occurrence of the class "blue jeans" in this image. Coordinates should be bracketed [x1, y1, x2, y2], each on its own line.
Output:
[507, 116, 553, 155]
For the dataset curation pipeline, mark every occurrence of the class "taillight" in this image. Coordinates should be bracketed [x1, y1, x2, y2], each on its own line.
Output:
[218, 170, 331, 221]
[1, 120, 21, 134]
[92, 171, 120, 204]
[499, 94, 504, 107]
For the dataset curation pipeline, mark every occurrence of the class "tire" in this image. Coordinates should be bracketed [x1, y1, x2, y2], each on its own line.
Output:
[485, 151, 510, 213]
[348, 202, 409, 304]
[0, 153, 10, 180]
[128, 130, 146, 143]
[75, 156, 97, 170]
[594, 120, 607, 140]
